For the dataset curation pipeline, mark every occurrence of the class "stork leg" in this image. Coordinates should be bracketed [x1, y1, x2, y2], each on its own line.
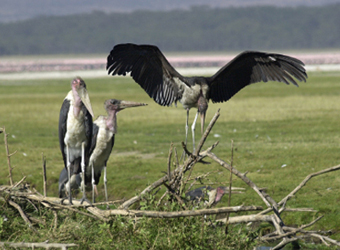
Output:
[92, 163, 96, 203]
[80, 142, 90, 204]
[181, 109, 190, 161]
[191, 110, 199, 154]
[185, 108, 189, 146]
[63, 144, 73, 205]
[104, 164, 109, 209]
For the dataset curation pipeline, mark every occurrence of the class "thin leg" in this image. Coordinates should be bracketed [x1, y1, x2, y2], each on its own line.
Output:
[92, 163, 96, 203]
[181, 109, 190, 161]
[185, 108, 189, 146]
[66, 144, 73, 205]
[104, 164, 109, 209]
[191, 110, 199, 154]
[80, 142, 90, 204]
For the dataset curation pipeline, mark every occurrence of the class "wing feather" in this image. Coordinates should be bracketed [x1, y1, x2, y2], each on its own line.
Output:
[107, 43, 189, 106]
[208, 51, 307, 103]
[58, 99, 70, 168]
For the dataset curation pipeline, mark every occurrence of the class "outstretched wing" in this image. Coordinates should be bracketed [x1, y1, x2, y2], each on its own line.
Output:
[207, 51, 307, 103]
[107, 43, 189, 106]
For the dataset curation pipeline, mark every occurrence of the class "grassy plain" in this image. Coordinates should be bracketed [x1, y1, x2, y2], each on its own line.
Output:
[1, 70, 340, 248]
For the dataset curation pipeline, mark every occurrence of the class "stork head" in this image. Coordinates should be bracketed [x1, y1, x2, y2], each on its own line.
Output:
[215, 186, 227, 203]
[104, 99, 147, 113]
[197, 93, 208, 134]
[71, 77, 94, 117]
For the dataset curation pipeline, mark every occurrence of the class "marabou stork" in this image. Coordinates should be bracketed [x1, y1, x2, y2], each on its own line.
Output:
[58, 77, 94, 204]
[186, 186, 227, 207]
[106, 43, 307, 152]
[87, 99, 147, 203]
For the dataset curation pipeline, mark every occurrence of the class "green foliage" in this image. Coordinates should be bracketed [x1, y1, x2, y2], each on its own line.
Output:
[1, 4, 340, 55]
[0, 196, 258, 249]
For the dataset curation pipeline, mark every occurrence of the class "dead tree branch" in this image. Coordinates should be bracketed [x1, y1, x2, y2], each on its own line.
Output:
[8, 200, 38, 233]
[42, 153, 47, 197]
[0, 241, 77, 249]
[2, 127, 17, 185]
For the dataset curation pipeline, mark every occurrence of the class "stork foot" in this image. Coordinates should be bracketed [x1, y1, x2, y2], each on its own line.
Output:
[80, 195, 92, 205]
[60, 196, 73, 205]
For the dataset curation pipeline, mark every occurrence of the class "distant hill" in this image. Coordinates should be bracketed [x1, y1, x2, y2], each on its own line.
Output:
[1, 4, 340, 56]
[1, 0, 340, 23]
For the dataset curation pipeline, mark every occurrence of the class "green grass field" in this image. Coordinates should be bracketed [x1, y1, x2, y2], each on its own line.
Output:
[1, 70, 340, 248]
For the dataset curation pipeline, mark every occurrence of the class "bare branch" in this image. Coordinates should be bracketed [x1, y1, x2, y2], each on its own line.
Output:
[195, 109, 220, 155]
[8, 200, 38, 233]
[3, 127, 14, 185]
[225, 139, 234, 235]
[0, 241, 77, 249]
[206, 151, 272, 208]
[42, 153, 47, 197]
[167, 143, 173, 182]
[104, 205, 262, 219]
[11, 176, 26, 189]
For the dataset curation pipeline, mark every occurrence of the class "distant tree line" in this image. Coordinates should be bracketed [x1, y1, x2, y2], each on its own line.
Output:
[0, 4, 339, 56]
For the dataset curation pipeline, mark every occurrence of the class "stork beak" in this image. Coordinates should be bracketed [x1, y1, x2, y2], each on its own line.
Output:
[200, 111, 206, 134]
[77, 87, 94, 117]
[118, 100, 148, 110]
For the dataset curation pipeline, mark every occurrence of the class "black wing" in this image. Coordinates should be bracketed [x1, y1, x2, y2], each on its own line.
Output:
[107, 43, 188, 106]
[82, 104, 93, 166]
[58, 99, 70, 168]
[185, 186, 213, 200]
[207, 51, 307, 103]
[104, 135, 115, 167]
[89, 123, 99, 157]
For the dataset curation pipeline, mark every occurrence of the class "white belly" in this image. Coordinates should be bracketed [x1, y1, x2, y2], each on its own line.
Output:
[88, 118, 114, 176]
[64, 106, 87, 162]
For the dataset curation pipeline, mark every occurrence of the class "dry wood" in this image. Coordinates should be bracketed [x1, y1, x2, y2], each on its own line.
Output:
[124, 140, 218, 211]
[93, 205, 262, 219]
[225, 139, 234, 235]
[167, 143, 173, 182]
[258, 164, 340, 216]
[206, 151, 272, 208]
[8, 200, 37, 233]
[0, 241, 77, 249]
[42, 153, 47, 197]
[194, 108, 220, 156]
[2, 127, 16, 185]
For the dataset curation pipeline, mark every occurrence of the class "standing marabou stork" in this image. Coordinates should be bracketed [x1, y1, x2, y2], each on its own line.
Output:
[107, 43, 307, 152]
[87, 99, 147, 203]
[58, 77, 94, 204]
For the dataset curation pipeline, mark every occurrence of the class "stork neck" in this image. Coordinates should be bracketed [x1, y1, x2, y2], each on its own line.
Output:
[106, 110, 117, 133]
[71, 88, 82, 117]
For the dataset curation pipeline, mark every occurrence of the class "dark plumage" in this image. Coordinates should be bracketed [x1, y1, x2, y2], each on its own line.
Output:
[107, 43, 307, 151]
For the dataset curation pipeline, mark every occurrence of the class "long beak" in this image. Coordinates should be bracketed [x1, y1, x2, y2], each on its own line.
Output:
[77, 88, 94, 117]
[118, 100, 148, 110]
[200, 111, 206, 134]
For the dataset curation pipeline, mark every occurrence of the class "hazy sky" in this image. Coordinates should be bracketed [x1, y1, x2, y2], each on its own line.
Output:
[1, 0, 340, 22]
